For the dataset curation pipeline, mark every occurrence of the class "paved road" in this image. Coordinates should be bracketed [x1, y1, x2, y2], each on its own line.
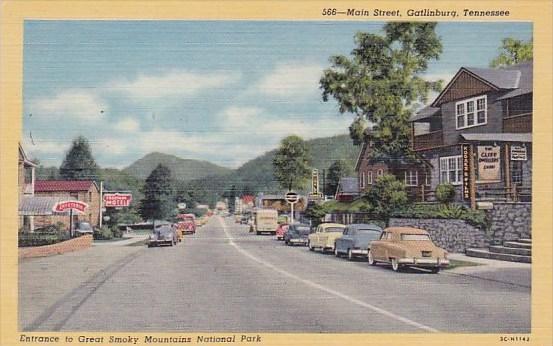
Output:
[20, 216, 530, 333]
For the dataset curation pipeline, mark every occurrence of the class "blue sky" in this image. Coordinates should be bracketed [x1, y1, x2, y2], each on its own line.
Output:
[22, 21, 532, 169]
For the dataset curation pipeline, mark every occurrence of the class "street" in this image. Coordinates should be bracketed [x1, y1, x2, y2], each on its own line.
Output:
[20, 216, 530, 333]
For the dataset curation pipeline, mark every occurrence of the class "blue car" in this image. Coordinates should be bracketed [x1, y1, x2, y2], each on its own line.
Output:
[334, 224, 383, 260]
[283, 223, 311, 246]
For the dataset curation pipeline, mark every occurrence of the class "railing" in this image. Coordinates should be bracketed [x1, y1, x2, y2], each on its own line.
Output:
[477, 185, 531, 203]
[503, 113, 532, 133]
[411, 130, 443, 151]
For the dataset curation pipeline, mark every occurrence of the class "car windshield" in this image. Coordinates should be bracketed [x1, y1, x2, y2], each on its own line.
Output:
[294, 226, 311, 234]
[324, 227, 344, 233]
[401, 234, 431, 241]
[357, 229, 381, 239]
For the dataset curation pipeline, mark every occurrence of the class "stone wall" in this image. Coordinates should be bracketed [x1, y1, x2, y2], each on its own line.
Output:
[389, 218, 489, 253]
[19, 235, 92, 259]
[484, 202, 531, 243]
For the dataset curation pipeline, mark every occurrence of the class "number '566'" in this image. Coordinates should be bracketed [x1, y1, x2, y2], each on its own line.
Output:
[322, 8, 337, 16]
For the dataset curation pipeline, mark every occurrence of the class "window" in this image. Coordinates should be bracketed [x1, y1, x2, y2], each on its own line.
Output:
[367, 171, 373, 185]
[401, 234, 431, 241]
[511, 161, 523, 185]
[404, 171, 418, 186]
[425, 170, 431, 186]
[440, 155, 462, 185]
[377, 169, 383, 177]
[88, 192, 92, 202]
[456, 95, 487, 129]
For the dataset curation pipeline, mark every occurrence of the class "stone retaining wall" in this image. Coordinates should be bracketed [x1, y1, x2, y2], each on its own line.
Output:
[389, 218, 489, 253]
[19, 235, 92, 259]
[484, 202, 531, 243]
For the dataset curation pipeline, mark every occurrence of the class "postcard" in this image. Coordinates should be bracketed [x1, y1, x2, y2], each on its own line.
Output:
[1, 1, 551, 346]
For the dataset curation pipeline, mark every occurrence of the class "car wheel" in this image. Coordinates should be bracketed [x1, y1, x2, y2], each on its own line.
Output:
[431, 267, 440, 274]
[308, 241, 314, 251]
[368, 250, 376, 266]
[391, 258, 401, 272]
[334, 246, 340, 257]
[347, 249, 353, 261]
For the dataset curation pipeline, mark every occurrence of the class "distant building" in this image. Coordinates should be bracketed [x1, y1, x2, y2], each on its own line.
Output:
[334, 177, 360, 202]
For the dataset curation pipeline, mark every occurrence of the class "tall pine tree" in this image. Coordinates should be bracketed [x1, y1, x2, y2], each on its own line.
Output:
[59, 136, 99, 181]
[139, 164, 175, 223]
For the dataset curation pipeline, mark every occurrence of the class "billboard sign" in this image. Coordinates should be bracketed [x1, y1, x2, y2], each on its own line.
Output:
[52, 200, 88, 214]
[462, 144, 472, 201]
[477, 145, 501, 182]
[103, 193, 132, 207]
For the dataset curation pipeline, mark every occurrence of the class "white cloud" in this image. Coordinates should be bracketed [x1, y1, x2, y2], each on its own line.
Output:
[253, 62, 324, 99]
[109, 70, 241, 99]
[30, 89, 107, 121]
[114, 117, 140, 132]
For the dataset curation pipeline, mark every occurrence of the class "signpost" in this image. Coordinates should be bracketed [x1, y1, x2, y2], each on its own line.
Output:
[52, 200, 89, 237]
[285, 191, 299, 223]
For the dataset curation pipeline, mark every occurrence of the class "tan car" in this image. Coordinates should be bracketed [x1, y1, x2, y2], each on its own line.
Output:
[368, 227, 449, 273]
[307, 223, 346, 253]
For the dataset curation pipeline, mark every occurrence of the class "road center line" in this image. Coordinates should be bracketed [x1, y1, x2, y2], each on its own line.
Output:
[218, 217, 439, 333]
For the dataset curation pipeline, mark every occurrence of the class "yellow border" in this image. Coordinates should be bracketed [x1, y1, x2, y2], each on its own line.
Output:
[1, 1, 551, 345]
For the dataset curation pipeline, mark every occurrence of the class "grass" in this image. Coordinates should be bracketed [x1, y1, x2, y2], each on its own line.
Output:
[444, 259, 482, 270]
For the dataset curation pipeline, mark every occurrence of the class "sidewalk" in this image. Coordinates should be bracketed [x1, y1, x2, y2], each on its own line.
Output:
[92, 232, 147, 246]
[446, 253, 531, 288]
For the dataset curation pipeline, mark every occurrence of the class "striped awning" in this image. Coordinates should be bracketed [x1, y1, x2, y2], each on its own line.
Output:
[18, 196, 77, 216]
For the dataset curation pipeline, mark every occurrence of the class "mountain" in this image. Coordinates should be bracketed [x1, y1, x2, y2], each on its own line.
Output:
[122, 152, 233, 181]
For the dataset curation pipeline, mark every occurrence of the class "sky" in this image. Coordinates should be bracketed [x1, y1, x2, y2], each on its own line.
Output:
[22, 21, 532, 169]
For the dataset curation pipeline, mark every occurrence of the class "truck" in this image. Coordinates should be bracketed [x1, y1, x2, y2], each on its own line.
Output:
[253, 208, 278, 235]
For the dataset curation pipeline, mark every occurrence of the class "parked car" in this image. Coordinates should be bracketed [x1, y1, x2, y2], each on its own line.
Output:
[368, 227, 449, 273]
[148, 224, 177, 247]
[307, 223, 346, 253]
[334, 224, 383, 260]
[283, 223, 311, 246]
[74, 221, 94, 235]
[275, 223, 289, 240]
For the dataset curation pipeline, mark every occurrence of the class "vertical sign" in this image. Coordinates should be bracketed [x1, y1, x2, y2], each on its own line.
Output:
[311, 169, 319, 196]
[477, 145, 501, 182]
[462, 144, 471, 201]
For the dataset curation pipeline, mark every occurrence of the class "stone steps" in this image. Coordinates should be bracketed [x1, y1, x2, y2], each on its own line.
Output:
[466, 238, 532, 263]
[465, 248, 531, 263]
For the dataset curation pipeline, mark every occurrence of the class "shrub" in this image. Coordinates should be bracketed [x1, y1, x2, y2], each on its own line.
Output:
[394, 203, 489, 230]
[93, 226, 113, 240]
[18, 232, 70, 247]
[435, 183, 456, 204]
[365, 174, 408, 226]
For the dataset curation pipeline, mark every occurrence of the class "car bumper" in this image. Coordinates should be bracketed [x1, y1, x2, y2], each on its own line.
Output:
[276, 235, 284, 240]
[351, 249, 368, 256]
[289, 238, 308, 245]
[398, 258, 450, 267]
[148, 239, 173, 245]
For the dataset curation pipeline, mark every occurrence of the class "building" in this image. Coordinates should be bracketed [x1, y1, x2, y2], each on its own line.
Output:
[334, 177, 360, 202]
[410, 62, 532, 205]
[33, 180, 101, 229]
[355, 131, 432, 200]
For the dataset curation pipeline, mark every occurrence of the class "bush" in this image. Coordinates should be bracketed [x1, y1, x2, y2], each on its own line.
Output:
[365, 174, 408, 225]
[394, 203, 489, 230]
[18, 232, 70, 247]
[436, 183, 456, 204]
[93, 226, 113, 240]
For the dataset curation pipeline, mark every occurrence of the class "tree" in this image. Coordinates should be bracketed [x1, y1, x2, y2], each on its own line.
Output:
[320, 22, 443, 161]
[325, 160, 353, 196]
[59, 136, 100, 181]
[490, 38, 532, 68]
[272, 135, 311, 191]
[365, 174, 408, 226]
[139, 164, 175, 224]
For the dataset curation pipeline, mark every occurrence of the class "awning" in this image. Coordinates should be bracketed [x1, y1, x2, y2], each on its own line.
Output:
[18, 196, 77, 216]
[461, 133, 532, 143]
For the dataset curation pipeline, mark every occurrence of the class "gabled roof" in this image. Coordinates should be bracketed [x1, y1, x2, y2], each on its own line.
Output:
[336, 177, 360, 195]
[429, 61, 532, 107]
[354, 141, 369, 172]
[35, 180, 98, 192]
[18, 143, 37, 167]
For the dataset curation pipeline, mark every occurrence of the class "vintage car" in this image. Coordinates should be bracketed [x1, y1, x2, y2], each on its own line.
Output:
[177, 214, 197, 234]
[307, 223, 346, 253]
[368, 227, 449, 273]
[334, 223, 383, 260]
[283, 223, 310, 246]
[148, 224, 177, 247]
[275, 223, 289, 240]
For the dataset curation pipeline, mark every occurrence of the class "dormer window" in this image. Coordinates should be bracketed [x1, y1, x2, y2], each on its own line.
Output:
[456, 95, 487, 129]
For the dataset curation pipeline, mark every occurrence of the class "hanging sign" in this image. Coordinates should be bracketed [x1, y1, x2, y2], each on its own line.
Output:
[462, 144, 472, 201]
[103, 193, 133, 207]
[477, 145, 501, 182]
[510, 146, 527, 161]
[52, 200, 88, 214]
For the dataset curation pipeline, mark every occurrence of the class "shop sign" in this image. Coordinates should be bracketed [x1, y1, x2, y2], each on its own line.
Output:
[52, 200, 88, 213]
[462, 144, 471, 200]
[511, 146, 527, 161]
[103, 193, 133, 207]
[477, 145, 501, 182]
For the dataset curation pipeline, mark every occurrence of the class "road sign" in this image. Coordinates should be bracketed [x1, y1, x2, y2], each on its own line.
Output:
[103, 193, 132, 207]
[177, 202, 187, 210]
[285, 191, 299, 204]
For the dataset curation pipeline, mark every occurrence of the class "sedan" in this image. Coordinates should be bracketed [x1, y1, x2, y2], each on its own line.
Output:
[148, 224, 177, 247]
[275, 223, 289, 240]
[334, 224, 383, 260]
[307, 223, 346, 253]
[368, 227, 449, 273]
[283, 224, 311, 246]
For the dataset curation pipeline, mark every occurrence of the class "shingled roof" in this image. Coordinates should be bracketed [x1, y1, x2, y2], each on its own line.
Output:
[34, 180, 98, 192]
